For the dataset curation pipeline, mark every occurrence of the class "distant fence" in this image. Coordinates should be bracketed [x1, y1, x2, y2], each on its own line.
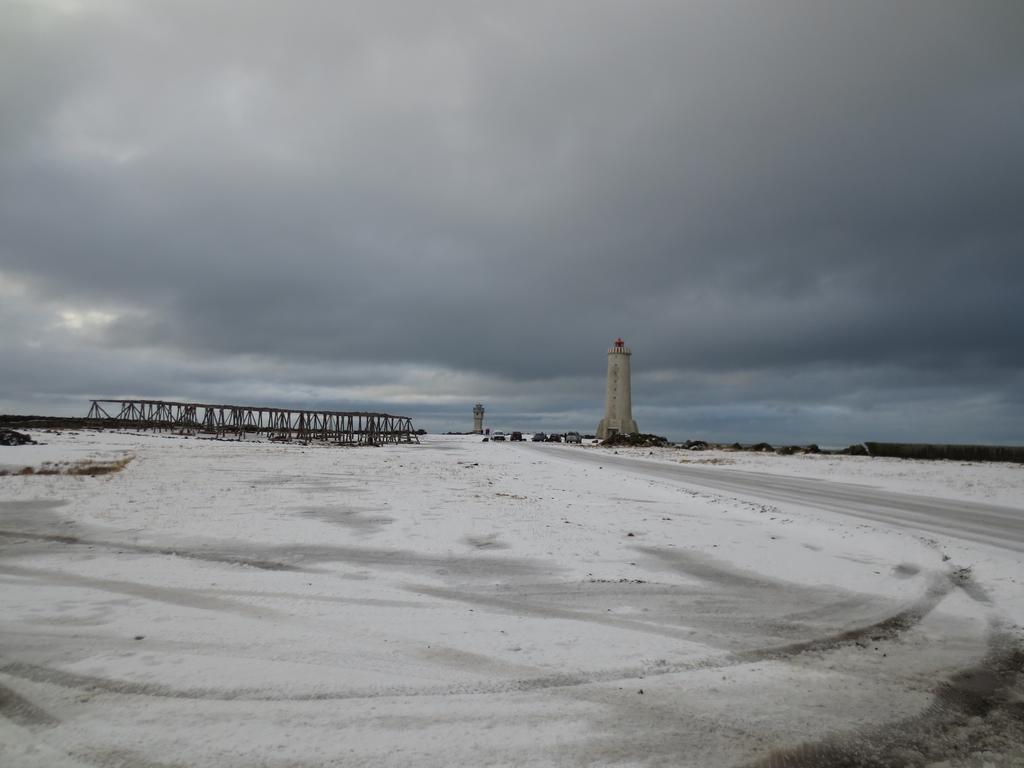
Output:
[864, 442, 1024, 463]
[85, 399, 418, 445]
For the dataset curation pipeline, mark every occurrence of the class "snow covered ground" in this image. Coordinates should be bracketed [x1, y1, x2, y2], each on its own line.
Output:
[1, 431, 1022, 767]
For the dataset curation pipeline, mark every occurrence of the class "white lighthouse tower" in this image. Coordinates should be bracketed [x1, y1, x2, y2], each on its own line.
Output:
[472, 403, 485, 434]
[596, 338, 638, 439]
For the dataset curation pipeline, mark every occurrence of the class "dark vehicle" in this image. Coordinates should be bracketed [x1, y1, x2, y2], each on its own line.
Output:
[510, 431, 524, 442]
[531, 433, 546, 442]
[546, 434, 562, 443]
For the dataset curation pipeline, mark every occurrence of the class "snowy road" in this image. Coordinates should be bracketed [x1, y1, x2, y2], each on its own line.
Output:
[523, 444, 1024, 553]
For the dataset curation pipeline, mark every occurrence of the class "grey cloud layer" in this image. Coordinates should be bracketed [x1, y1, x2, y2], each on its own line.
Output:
[1, 1, 1022, 441]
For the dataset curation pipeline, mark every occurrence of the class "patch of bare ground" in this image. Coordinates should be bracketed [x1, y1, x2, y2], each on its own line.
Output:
[0, 454, 134, 477]
[748, 631, 1024, 768]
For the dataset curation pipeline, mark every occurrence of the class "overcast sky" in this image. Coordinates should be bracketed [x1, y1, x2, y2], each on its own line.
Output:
[2, 0, 1022, 444]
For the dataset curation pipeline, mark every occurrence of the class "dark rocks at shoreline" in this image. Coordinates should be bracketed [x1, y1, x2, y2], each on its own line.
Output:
[601, 432, 671, 448]
[0, 428, 36, 446]
[775, 443, 822, 455]
[681, 440, 842, 456]
[836, 443, 870, 456]
[679, 439, 710, 451]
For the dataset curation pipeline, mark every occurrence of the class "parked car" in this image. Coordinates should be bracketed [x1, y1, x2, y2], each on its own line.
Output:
[565, 432, 582, 444]
[546, 434, 562, 442]
[510, 431, 524, 442]
[492, 431, 506, 442]
[531, 432, 546, 442]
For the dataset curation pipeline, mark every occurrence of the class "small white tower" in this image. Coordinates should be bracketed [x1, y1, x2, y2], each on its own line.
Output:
[596, 338, 638, 439]
[472, 403, 485, 434]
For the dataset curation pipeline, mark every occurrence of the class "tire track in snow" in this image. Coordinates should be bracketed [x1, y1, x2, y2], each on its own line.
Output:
[0, 680, 59, 728]
[0, 571, 966, 704]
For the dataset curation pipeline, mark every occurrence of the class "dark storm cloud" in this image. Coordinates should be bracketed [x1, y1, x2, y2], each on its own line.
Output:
[1, 0, 1022, 441]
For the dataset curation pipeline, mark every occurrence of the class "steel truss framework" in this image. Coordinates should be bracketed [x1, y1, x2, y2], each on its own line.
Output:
[86, 399, 419, 445]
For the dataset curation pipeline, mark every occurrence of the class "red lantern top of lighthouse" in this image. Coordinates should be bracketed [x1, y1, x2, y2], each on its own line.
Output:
[614, 338, 625, 348]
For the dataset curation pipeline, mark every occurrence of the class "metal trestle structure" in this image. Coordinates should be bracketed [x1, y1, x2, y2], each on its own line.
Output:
[86, 399, 418, 445]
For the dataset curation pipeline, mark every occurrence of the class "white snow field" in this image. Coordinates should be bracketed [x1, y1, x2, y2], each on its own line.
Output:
[1, 431, 1023, 767]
